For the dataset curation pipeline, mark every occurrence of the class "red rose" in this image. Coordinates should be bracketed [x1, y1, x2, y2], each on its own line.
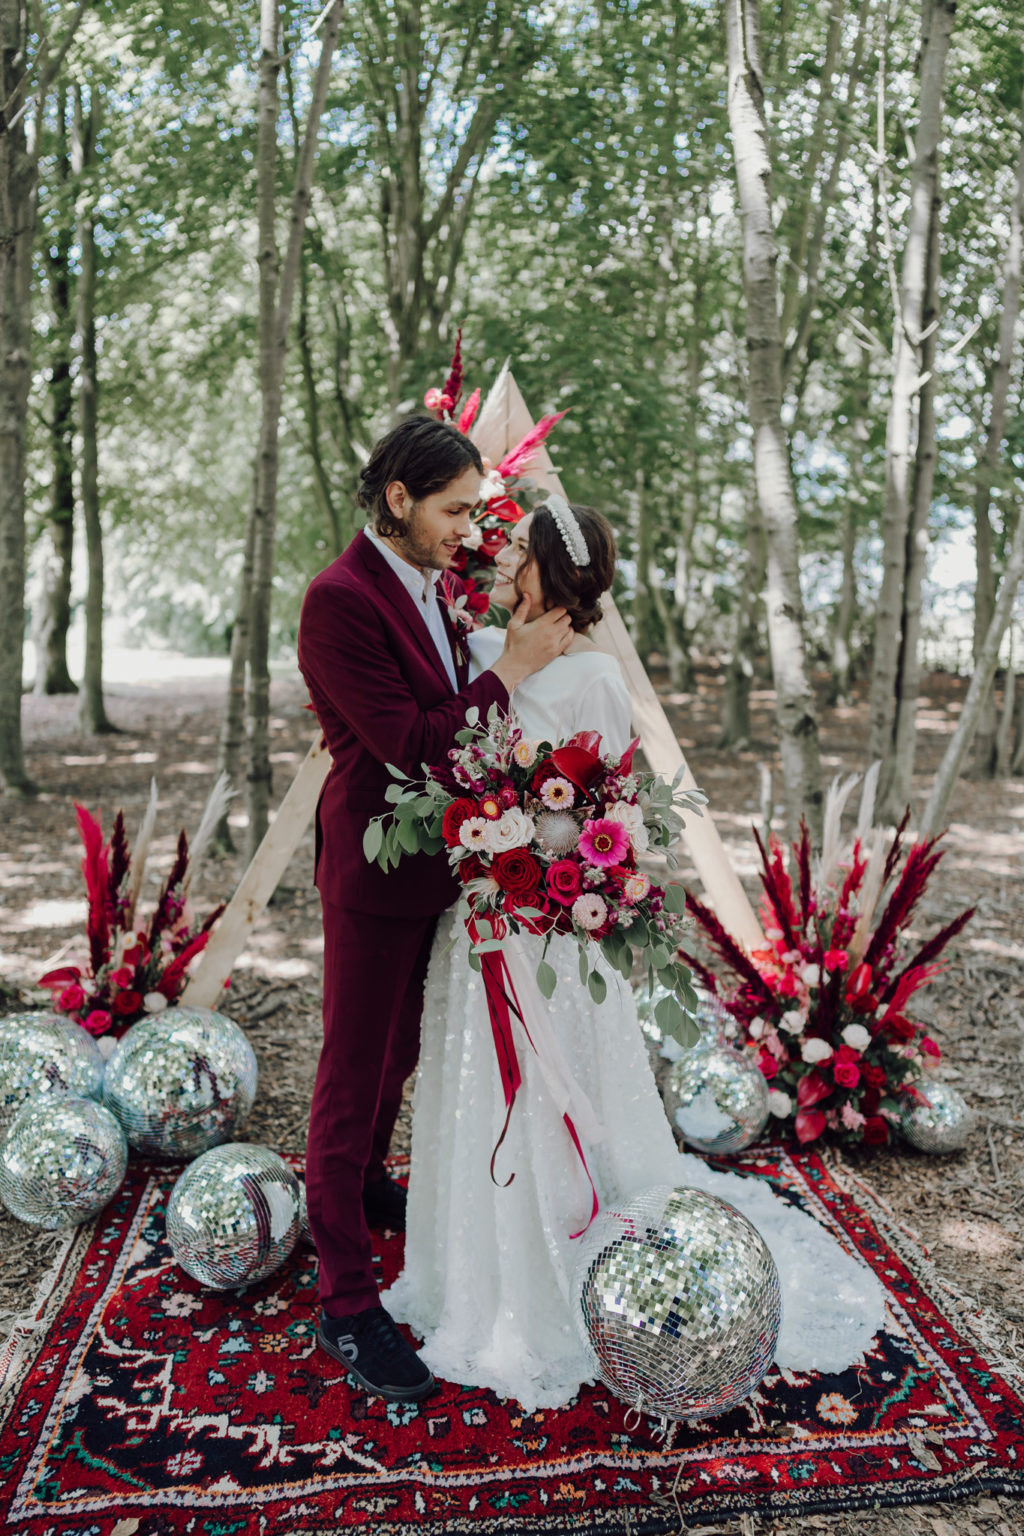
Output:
[492, 849, 542, 900]
[112, 989, 144, 1016]
[921, 1036, 941, 1059]
[546, 859, 583, 906]
[511, 894, 554, 935]
[447, 545, 468, 572]
[861, 1063, 887, 1089]
[835, 1043, 860, 1065]
[795, 1108, 827, 1144]
[467, 589, 490, 616]
[834, 1062, 860, 1089]
[757, 1049, 778, 1081]
[859, 1087, 881, 1116]
[457, 853, 486, 884]
[83, 1009, 112, 1036]
[862, 1115, 889, 1147]
[796, 1069, 831, 1108]
[478, 527, 508, 560]
[110, 966, 135, 989]
[58, 983, 86, 1011]
[442, 798, 481, 849]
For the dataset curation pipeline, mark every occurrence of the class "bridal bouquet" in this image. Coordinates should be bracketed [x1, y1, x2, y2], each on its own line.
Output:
[424, 328, 568, 615]
[38, 784, 227, 1039]
[364, 707, 705, 1045]
[680, 774, 974, 1147]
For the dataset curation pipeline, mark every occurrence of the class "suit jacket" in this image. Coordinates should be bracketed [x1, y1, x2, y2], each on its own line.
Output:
[297, 531, 509, 916]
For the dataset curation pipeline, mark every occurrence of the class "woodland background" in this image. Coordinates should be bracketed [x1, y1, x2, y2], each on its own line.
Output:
[1, 0, 1023, 847]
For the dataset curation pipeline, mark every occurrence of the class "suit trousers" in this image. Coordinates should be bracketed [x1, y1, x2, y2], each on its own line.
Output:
[307, 901, 437, 1315]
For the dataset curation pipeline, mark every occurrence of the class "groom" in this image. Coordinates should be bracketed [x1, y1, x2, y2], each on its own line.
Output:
[297, 414, 572, 1402]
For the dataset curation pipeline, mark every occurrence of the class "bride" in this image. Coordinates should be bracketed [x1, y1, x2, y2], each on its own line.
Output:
[383, 496, 885, 1414]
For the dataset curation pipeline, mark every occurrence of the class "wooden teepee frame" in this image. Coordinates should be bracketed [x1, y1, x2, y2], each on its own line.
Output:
[182, 368, 761, 1007]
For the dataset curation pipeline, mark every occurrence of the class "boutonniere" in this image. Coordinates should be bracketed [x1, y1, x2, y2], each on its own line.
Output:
[439, 572, 489, 668]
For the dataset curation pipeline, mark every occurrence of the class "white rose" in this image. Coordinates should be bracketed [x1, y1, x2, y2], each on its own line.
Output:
[144, 991, 169, 1013]
[841, 1023, 871, 1052]
[779, 1008, 808, 1036]
[748, 1017, 766, 1040]
[484, 808, 535, 852]
[767, 1089, 793, 1117]
[801, 1037, 834, 1064]
[604, 801, 649, 853]
[798, 962, 820, 988]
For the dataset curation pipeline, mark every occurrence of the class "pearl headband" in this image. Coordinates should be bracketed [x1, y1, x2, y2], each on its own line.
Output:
[541, 493, 591, 567]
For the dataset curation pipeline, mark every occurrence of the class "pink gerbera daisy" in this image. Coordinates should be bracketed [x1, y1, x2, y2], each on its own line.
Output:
[578, 817, 629, 868]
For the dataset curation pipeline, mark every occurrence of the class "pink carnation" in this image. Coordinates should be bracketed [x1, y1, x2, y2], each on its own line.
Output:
[578, 818, 629, 868]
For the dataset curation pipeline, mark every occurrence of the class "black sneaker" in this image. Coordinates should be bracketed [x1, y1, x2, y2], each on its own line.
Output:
[362, 1174, 407, 1232]
[318, 1306, 436, 1402]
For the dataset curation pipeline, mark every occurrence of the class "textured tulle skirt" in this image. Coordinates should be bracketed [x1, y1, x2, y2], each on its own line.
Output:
[382, 912, 885, 1413]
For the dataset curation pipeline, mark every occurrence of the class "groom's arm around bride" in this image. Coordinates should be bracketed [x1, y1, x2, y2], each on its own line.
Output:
[295, 414, 571, 1403]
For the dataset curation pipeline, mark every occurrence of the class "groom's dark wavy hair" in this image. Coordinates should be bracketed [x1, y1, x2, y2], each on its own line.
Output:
[517, 503, 617, 633]
[357, 415, 483, 538]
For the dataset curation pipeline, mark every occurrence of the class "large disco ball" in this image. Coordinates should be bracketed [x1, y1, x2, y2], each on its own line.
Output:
[0, 1014, 105, 1134]
[900, 1080, 975, 1153]
[166, 1143, 301, 1289]
[103, 1007, 257, 1159]
[572, 1184, 781, 1422]
[0, 1096, 127, 1229]
[664, 1037, 769, 1154]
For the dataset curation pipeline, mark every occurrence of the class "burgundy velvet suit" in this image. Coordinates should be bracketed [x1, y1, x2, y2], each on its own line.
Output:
[297, 531, 508, 1314]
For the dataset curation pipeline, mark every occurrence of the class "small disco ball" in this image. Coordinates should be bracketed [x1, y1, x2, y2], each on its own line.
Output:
[900, 1080, 975, 1153]
[572, 1184, 781, 1422]
[664, 1037, 769, 1154]
[0, 1096, 127, 1229]
[296, 1178, 314, 1246]
[103, 1006, 257, 1159]
[166, 1143, 301, 1289]
[0, 1014, 106, 1135]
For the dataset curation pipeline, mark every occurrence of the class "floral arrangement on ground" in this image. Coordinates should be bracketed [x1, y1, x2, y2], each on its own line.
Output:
[364, 706, 706, 1043]
[680, 770, 974, 1148]
[37, 781, 229, 1038]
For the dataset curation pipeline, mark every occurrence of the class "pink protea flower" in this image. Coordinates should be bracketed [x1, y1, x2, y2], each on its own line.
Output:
[572, 893, 608, 931]
[578, 817, 629, 868]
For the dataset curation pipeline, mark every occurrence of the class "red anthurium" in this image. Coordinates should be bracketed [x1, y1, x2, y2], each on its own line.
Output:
[38, 966, 82, 988]
[795, 1108, 828, 1143]
[796, 1069, 832, 1107]
[844, 962, 874, 1005]
[486, 496, 524, 523]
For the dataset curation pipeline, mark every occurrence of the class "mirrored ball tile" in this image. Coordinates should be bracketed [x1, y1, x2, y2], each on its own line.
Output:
[571, 1184, 781, 1421]
[166, 1143, 300, 1289]
[102, 1006, 257, 1159]
[900, 1080, 974, 1153]
[0, 1095, 127, 1228]
[664, 1039, 769, 1154]
[0, 1013, 106, 1135]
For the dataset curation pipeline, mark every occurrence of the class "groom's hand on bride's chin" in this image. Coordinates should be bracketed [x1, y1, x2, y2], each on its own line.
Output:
[490, 596, 573, 692]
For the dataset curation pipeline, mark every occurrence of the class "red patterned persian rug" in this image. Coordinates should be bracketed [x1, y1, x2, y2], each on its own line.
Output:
[1, 1148, 1021, 1536]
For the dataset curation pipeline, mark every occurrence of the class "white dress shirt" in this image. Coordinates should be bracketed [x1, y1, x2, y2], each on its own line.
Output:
[363, 526, 458, 691]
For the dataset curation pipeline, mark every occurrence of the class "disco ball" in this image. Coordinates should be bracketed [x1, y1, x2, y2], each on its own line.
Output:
[0, 1096, 127, 1229]
[664, 1036, 769, 1154]
[572, 1184, 781, 1421]
[103, 1007, 257, 1159]
[296, 1178, 314, 1246]
[0, 1014, 105, 1134]
[166, 1143, 301, 1289]
[900, 1081, 975, 1153]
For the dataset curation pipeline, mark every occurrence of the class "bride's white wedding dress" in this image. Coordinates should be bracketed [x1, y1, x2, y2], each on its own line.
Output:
[382, 628, 885, 1413]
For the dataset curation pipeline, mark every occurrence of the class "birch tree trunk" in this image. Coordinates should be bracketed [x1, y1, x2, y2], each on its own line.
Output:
[865, 0, 955, 788]
[884, 166, 941, 820]
[215, 484, 256, 851]
[919, 507, 1024, 838]
[244, 0, 344, 857]
[74, 86, 112, 734]
[970, 90, 1024, 777]
[721, 501, 766, 748]
[994, 632, 1015, 779]
[33, 87, 77, 696]
[724, 0, 824, 842]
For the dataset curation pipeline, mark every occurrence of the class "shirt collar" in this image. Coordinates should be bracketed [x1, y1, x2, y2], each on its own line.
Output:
[363, 525, 440, 604]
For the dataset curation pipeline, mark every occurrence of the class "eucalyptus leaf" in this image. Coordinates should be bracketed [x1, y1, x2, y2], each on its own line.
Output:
[588, 970, 607, 1005]
[362, 820, 383, 864]
[536, 960, 557, 999]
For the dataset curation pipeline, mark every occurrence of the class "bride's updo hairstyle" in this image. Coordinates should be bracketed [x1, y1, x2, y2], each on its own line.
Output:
[357, 416, 483, 539]
[518, 501, 617, 633]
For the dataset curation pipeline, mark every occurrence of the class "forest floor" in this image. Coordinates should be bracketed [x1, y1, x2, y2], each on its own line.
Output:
[1, 654, 1022, 1536]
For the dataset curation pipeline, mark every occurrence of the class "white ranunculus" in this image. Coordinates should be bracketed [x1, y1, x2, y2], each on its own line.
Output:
[767, 1088, 793, 1117]
[801, 1037, 834, 1064]
[485, 808, 535, 852]
[841, 1023, 871, 1052]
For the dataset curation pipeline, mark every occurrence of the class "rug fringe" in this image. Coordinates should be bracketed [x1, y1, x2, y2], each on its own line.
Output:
[823, 1149, 1024, 1388]
[0, 1228, 77, 1409]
